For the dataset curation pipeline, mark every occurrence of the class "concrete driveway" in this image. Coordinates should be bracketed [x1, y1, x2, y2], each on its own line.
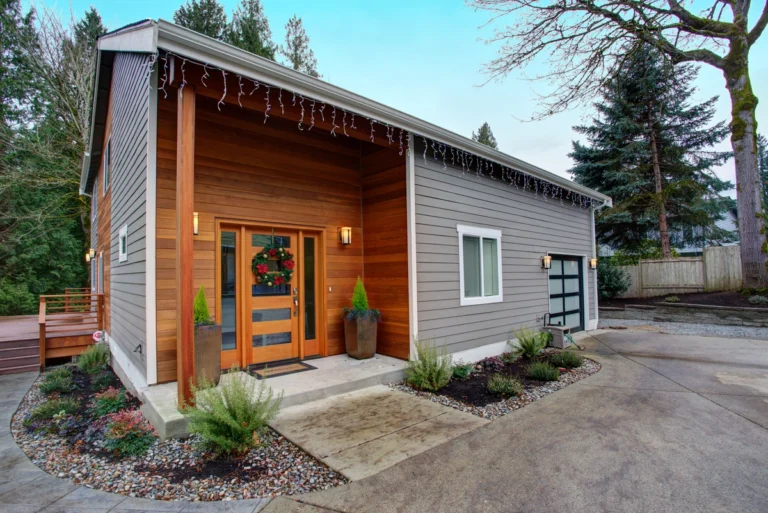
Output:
[265, 329, 768, 513]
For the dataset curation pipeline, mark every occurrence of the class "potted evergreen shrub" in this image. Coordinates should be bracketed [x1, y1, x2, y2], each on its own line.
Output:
[343, 277, 381, 359]
[194, 285, 221, 384]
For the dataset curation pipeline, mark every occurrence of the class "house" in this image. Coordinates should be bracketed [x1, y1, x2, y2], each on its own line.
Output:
[80, 20, 611, 406]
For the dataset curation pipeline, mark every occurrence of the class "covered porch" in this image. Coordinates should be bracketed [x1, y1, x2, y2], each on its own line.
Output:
[155, 55, 412, 403]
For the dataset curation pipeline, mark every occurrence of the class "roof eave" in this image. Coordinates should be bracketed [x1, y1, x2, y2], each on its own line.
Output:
[155, 20, 611, 206]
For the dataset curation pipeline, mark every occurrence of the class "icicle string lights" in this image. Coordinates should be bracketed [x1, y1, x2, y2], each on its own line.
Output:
[157, 50, 596, 210]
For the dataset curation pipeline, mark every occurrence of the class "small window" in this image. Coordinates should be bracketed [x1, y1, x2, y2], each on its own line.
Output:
[118, 224, 128, 263]
[103, 137, 111, 196]
[457, 225, 503, 306]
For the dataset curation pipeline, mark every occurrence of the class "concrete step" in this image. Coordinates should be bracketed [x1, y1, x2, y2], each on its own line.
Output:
[141, 354, 407, 440]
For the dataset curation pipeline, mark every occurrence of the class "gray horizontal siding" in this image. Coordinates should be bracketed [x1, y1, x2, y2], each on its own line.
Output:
[109, 53, 151, 375]
[414, 143, 596, 354]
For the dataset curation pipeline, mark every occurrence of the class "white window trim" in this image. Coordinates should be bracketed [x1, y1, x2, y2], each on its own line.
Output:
[102, 137, 111, 197]
[457, 224, 503, 306]
[119, 224, 128, 263]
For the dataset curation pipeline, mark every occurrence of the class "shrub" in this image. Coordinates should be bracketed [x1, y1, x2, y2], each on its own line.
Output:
[481, 356, 505, 373]
[487, 374, 523, 397]
[527, 362, 560, 381]
[550, 351, 584, 369]
[38, 372, 74, 395]
[597, 258, 630, 299]
[193, 285, 213, 325]
[405, 338, 453, 392]
[185, 370, 282, 456]
[91, 371, 117, 392]
[452, 360, 474, 380]
[508, 327, 548, 359]
[103, 410, 156, 457]
[748, 295, 768, 305]
[500, 352, 519, 365]
[77, 344, 110, 375]
[343, 277, 381, 321]
[663, 295, 680, 303]
[25, 397, 80, 426]
[92, 387, 128, 416]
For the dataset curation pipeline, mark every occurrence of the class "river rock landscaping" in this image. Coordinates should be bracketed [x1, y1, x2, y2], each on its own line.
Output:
[392, 349, 600, 420]
[11, 363, 346, 501]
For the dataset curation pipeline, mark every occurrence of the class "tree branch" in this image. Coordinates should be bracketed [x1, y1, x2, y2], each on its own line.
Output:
[749, 0, 768, 44]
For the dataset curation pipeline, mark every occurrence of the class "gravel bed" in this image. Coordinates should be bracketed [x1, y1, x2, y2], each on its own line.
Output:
[598, 319, 768, 340]
[11, 374, 346, 501]
[391, 357, 600, 420]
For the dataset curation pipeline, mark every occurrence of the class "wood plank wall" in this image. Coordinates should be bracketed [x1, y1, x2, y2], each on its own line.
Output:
[362, 148, 409, 359]
[155, 92, 409, 383]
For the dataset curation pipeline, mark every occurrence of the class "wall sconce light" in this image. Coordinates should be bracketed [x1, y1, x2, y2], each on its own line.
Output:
[541, 255, 552, 270]
[339, 226, 352, 245]
[193, 212, 199, 235]
[589, 258, 598, 270]
[86, 248, 95, 262]
[85, 252, 91, 263]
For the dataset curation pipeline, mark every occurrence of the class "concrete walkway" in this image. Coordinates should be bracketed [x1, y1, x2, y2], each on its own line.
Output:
[263, 329, 768, 513]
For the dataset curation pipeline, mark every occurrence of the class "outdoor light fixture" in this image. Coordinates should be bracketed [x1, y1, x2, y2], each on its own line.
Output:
[89, 248, 96, 259]
[85, 252, 91, 263]
[193, 212, 199, 235]
[542, 255, 552, 270]
[589, 258, 598, 270]
[339, 226, 352, 245]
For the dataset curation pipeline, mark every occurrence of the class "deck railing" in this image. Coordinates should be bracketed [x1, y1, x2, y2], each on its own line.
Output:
[39, 292, 103, 369]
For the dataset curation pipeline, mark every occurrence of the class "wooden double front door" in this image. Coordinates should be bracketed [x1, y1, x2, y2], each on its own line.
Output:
[217, 223, 321, 369]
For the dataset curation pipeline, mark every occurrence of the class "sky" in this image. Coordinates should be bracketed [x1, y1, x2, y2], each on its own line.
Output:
[28, 0, 768, 196]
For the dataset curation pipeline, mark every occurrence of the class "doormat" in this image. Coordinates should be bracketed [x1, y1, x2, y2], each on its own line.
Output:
[249, 360, 316, 380]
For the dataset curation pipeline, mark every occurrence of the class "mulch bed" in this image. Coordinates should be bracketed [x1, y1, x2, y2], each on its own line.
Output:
[601, 291, 768, 309]
[12, 366, 346, 501]
[392, 350, 601, 420]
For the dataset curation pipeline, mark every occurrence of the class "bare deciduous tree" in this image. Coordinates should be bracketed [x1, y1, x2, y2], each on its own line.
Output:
[471, 0, 768, 287]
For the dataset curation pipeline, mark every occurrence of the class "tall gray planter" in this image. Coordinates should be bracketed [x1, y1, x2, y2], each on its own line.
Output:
[194, 324, 221, 384]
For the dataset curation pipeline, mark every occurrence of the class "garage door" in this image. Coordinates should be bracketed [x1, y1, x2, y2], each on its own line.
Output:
[548, 255, 584, 332]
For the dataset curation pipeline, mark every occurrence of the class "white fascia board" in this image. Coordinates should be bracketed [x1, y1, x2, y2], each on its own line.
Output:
[98, 21, 158, 53]
[155, 20, 611, 206]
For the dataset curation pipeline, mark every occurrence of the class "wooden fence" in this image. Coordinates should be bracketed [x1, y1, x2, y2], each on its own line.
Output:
[618, 246, 741, 298]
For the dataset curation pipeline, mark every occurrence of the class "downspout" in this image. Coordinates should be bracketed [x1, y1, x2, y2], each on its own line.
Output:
[591, 199, 610, 329]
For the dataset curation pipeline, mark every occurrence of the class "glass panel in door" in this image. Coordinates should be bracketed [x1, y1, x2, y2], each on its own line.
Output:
[248, 229, 300, 364]
[220, 230, 240, 369]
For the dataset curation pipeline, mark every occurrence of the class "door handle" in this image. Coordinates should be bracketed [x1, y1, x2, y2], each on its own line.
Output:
[294, 295, 299, 316]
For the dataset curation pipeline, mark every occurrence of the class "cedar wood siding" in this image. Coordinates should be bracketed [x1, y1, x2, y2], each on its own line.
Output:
[108, 53, 151, 375]
[414, 141, 596, 353]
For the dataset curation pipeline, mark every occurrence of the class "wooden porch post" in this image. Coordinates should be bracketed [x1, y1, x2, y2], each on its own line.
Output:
[176, 85, 196, 406]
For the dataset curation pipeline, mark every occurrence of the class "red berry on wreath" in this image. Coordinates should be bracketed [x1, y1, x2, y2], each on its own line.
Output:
[268, 249, 277, 257]
[283, 260, 295, 270]
[256, 263, 269, 274]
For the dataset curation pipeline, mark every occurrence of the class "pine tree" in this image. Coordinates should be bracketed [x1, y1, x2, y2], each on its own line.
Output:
[471, 122, 498, 149]
[226, 0, 276, 60]
[569, 46, 733, 258]
[280, 15, 319, 78]
[73, 7, 105, 52]
[173, 0, 227, 40]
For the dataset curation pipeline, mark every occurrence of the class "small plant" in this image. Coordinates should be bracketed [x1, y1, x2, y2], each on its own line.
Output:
[77, 344, 110, 375]
[487, 373, 523, 396]
[748, 295, 768, 305]
[38, 367, 74, 395]
[405, 338, 453, 392]
[550, 351, 584, 369]
[597, 257, 631, 299]
[103, 410, 156, 457]
[91, 371, 117, 392]
[527, 362, 560, 382]
[193, 285, 213, 325]
[91, 387, 128, 416]
[452, 360, 474, 380]
[481, 356, 505, 373]
[663, 295, 680, 303]
[508, 327, 548, 359]
[25, 397, 80, 427]
[343, 277, 381, 321]
[185, 369, 282, 456]
[500, 352, 519, 365]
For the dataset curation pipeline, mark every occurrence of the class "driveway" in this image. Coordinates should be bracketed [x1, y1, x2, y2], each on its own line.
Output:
[265, 329, 768, 513]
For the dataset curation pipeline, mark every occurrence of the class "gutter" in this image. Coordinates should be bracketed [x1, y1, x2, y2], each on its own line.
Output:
[155, 20, 612, 206]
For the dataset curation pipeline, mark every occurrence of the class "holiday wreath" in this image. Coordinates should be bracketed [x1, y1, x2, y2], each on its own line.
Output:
[251, 243, 295, 287]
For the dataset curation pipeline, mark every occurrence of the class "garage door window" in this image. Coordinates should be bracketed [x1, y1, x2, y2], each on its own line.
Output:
[458, 225, 503, 306]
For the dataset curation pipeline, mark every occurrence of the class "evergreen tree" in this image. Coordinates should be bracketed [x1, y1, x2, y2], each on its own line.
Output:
[471, 122, 498, 149]
[280, 15, 319, 78]
[569, 46, 733, 258]
[173, 0, 227, 40]
[73, 7, 105, 52]
[226, 0, 276, 60]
